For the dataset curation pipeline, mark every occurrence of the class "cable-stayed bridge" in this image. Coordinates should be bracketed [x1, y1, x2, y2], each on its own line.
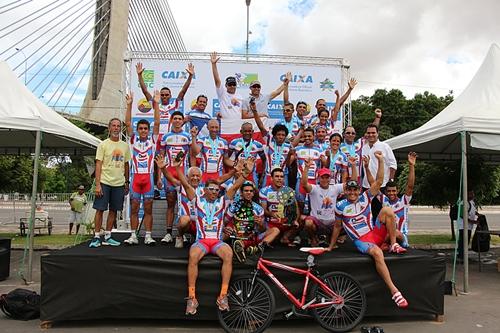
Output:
[0, 0, 187, 126]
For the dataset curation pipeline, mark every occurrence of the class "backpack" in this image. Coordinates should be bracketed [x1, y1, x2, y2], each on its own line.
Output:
[0, 288, 40, 320]
[471, 214, 491, 253]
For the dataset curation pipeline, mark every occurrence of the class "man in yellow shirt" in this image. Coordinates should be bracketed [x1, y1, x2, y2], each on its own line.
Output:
[89, 118, 131, 248]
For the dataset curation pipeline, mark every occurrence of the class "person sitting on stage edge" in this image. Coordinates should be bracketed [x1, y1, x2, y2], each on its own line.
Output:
[89, 118, 130, 248]
[332, 151, 409, 308]
[123, 90, 160, 246]
[155, 154, 254, 315]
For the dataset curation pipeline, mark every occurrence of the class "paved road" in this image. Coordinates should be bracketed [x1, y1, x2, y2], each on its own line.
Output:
[1, 249, 499, 332]
[1, 203, 499, 234]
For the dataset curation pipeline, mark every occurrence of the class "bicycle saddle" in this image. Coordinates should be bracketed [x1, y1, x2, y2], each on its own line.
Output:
[299, 247, 326, 256]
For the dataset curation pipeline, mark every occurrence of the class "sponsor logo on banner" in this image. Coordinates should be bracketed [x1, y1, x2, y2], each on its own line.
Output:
[161, 70, 196, 80]
[234, 73, 258, 87]
[141, 70, 154, 88]
[280, 73, 313, 83]
[268, 100, 284, 118]
[319, 78, 335, 91]
[213, 99, 220, 113]
[137, 98, 152, 114]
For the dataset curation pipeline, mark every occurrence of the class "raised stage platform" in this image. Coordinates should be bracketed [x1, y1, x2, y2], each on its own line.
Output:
[40, 239, 445, 322]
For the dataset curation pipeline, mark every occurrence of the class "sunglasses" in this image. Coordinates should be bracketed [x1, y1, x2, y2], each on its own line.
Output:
[227, 83, 237, 87]
[206, 187, 220, 192]
[345, 131, 356, 135]
[251, 85, 261, 89]
[160, 94, 169, 97]
[242, 189, 255, 193]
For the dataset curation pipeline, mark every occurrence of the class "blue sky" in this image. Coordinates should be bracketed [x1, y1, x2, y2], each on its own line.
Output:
[2, 0, 500, 114]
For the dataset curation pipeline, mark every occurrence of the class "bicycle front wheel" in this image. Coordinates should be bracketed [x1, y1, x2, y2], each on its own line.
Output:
[310, 271, 366, 332]
[218, 275, 275, 333]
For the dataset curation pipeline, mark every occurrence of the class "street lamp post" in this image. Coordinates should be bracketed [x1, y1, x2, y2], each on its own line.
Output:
[15, 47, 27, 85]
[245, 0, 251, 62]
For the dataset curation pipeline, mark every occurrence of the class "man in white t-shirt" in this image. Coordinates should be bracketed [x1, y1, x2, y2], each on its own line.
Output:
[210, 52, 242, 119]
[301, 157, 357, 247]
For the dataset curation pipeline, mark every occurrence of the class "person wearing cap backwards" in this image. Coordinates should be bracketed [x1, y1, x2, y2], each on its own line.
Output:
[301, 156, 357, 247]
[241, 72, 292, 119]
[210, 52, 243, 119]
[68, 185, 88, 235]
[332, 151, 409, 309]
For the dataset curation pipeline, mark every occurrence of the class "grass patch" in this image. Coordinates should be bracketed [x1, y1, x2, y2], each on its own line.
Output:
[0, 233, 91, 247]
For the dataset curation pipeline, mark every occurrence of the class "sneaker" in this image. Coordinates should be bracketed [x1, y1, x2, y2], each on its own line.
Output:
[392, 291, 408, 308]
[144, 235, 156, 246]
[185, 297, 199, 315]
[232, 240, 246, 263]
[389, 243, 407, 254]
[89, 237, 101, 248]
[161, 233, 173, 244]
[102, 237, 121, 246]
[216, 295, 230, 312]
[123, 235, 139, 245]
[293, 236, 302, 246]
[175, 236, 184, 248]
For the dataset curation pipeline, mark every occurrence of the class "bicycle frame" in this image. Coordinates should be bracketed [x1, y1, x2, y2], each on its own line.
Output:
[256, 257, 343, 310]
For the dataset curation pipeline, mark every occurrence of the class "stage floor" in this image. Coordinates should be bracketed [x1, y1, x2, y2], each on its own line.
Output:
[41, 239, 445, 322]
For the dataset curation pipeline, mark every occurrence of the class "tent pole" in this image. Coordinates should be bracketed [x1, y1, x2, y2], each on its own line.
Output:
[27, 130, 42, 283]
[461, 131, 469, 293]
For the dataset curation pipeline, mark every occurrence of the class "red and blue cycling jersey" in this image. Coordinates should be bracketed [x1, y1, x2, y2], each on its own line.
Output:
[129, 134, 158, 200]
[194, 194, 227, 240]
[264, 133, 291, 177]
[158, 100, 180, 135]
[197, 135, 228, 176]
[380, 194, 412, 244]
[335, 191, 377, 241]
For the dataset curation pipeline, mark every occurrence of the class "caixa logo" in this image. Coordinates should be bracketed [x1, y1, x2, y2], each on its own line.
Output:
[161, 71, 196, 80]
[280, 74, 313, 83]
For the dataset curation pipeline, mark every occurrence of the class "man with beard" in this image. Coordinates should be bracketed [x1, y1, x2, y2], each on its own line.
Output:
[89, 118, 131, 248]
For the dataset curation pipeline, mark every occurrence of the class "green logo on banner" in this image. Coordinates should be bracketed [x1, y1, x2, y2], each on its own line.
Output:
[142, 70, 155, 88]
[319, 78, 335, 91]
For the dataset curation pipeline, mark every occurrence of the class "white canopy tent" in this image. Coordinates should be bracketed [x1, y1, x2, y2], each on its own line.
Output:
[0, 61, 101, 282]
[386, 43, 500, 292]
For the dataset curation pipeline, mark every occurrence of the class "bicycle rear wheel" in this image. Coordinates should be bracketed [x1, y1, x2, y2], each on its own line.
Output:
[217, 275, 275, 333]
[310, 271, 366, 332]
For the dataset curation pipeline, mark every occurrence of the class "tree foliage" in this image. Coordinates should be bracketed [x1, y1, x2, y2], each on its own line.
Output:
[351, 89, 500, 205]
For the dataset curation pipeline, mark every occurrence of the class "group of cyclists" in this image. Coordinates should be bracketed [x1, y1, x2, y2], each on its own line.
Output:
[90, 53, 417, 315]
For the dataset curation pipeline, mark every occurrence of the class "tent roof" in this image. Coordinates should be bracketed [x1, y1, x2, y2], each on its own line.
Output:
[0, 61, 100, 155]
[386, 43, 500, 161]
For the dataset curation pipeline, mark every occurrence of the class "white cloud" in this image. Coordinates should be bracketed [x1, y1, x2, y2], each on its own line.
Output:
[170, 0, 500, 98]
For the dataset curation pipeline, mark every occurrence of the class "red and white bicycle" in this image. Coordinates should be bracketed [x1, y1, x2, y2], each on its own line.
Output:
[218, 245, 367, 333]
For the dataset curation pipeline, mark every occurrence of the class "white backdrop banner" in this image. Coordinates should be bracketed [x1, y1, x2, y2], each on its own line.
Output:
[129, 59, 343, 135]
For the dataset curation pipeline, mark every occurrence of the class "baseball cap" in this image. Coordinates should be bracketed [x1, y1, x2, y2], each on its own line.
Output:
[249, 80, 261, 87]
[225, 76, 237, 85]
[346, 180, 360, 189]
[78, 185, 85, 190]
[317, 168, 331, 177]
